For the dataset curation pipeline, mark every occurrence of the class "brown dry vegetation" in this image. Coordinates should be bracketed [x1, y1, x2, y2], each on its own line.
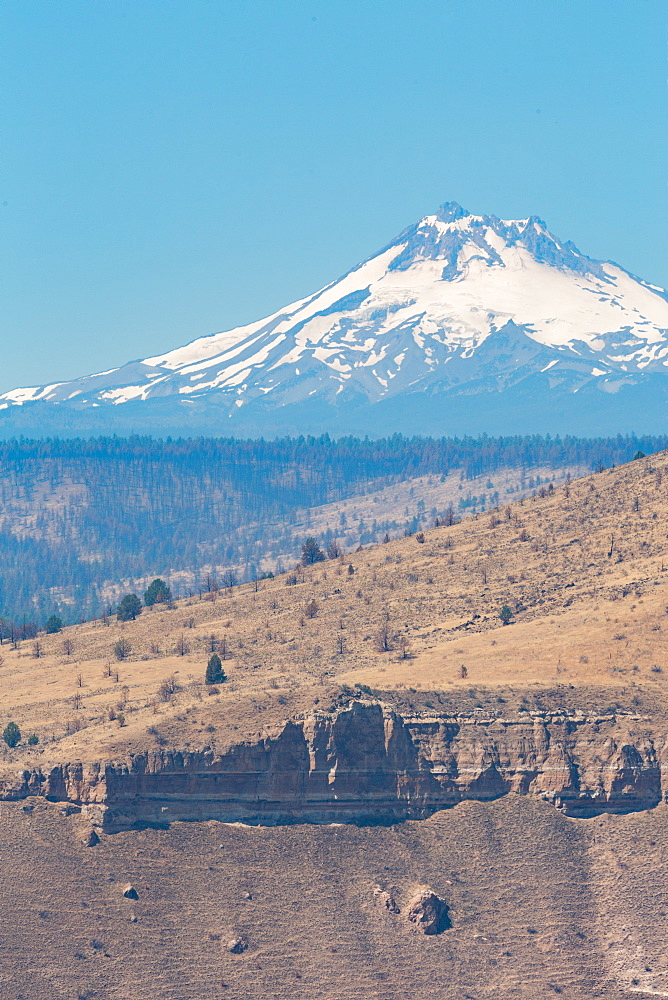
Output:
[1, 452, 668, 768]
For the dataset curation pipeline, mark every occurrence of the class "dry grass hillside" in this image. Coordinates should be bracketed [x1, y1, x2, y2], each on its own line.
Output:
[1, 451, 668, 768]
[2, 451, 668, 999]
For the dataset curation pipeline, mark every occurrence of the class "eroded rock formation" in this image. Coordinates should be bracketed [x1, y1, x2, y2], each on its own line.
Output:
[1, 701, 666, 830]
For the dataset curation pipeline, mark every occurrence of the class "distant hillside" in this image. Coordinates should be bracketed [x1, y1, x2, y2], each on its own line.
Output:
[0, 433, 664, 627]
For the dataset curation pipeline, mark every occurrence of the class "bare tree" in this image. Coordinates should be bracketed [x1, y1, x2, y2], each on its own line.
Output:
[327, 540, 342, 559]
[375, 624, 392, 653]
[113, 638, 131, 661]
[157, 675, 178, 702]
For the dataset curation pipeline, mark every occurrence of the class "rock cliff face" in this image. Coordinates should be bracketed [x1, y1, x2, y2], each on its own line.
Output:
[1, 702, 666, 830]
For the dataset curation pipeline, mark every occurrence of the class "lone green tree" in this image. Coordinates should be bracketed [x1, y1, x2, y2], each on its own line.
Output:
[144, 578, 172, 606]
[117, 594, 142, 621]
[45, 614, 63, 634]
[301, 537, 325, 565]
[205, 653, 226, 685]
[3, 721, 21, 748]
[498, 604, 514, 625]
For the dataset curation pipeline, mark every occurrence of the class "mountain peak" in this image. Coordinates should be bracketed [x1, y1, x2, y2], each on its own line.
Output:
[1, 202, 667, 439]
[436, 201, 469, 223]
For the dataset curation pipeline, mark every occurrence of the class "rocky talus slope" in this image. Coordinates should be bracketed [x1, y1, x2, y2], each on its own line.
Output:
[1, 701, 664, 830]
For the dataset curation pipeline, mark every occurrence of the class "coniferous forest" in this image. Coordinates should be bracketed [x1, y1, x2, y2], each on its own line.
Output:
[0, 433, 664, 630]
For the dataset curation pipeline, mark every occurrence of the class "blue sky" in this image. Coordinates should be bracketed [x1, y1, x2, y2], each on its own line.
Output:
[2, 0, 666, 392]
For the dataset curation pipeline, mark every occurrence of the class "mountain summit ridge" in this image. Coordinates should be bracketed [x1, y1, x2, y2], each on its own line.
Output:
[2, 203, 668, 437]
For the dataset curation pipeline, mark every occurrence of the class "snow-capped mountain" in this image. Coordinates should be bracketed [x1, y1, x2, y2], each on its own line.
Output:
[3, 202, 668, 437]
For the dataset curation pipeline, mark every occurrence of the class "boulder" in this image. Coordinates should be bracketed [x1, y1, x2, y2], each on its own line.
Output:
[81, 827, 99, 847]
[122, 884, 139, 900]
[406, 889, 450, 934]
[227, 936, 248, 954]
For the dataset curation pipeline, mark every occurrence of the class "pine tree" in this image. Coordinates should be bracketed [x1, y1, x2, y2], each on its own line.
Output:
[498, 605, 513, 625]
[117, 594, 142, 621]
[45, 614, 63, 634]
[301, 537, 325, 565]
[205, 653, 226, 685]
[3, 721, 21, 748]
[144, 578, 173, 606]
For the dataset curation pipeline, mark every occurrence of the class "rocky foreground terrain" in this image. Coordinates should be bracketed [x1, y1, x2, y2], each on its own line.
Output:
[2, 452, 668, 997]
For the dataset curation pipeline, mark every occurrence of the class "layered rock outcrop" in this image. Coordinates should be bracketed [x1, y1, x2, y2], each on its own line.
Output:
[1, 701, 666, 830]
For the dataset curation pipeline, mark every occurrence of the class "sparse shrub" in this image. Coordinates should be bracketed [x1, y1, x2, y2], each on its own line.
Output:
[45, 615, 63, 634]
[415, 532, 425, 544]
[107, 707, 117, 721]
[327, 540, 342, 559]
[205, 653, 226, 685]
[27, 733, 39, 746]
[3, 721, 21, 747]
[63, 638, 74, 656]
[117, 713, 126, 727]
[117, 594, 142, 622]
[32, 640, 42, 658]
[348, 564, 355, 576]
[285, 573, 298, 587]
[304, 599, 319, 619]
[114, 639, 132, 661]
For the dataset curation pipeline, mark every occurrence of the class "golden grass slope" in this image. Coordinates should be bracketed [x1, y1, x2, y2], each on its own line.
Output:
[1, 451, 668, 769]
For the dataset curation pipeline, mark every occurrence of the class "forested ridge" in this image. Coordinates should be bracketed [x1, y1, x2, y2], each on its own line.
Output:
[0, 432, 664, 627]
